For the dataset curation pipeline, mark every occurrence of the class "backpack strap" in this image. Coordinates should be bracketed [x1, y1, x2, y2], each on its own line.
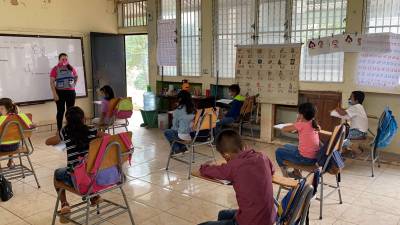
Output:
[118, 132, 133, 165]
[91, 135, 111, 174]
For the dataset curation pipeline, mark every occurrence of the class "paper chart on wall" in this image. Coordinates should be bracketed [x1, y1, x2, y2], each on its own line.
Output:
[235, 44, 301, 105]
[157, 19, 177, 66]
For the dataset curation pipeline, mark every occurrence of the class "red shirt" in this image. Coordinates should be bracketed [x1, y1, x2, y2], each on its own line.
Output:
[50, 63, 78, 91]
[200, 150, 276, 225]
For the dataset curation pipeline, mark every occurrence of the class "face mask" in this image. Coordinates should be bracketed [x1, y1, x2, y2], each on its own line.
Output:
[348, 99, 353, 105]
[61, 59, 69, 66]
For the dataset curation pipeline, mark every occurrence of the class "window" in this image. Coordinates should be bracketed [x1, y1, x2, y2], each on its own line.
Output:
[364, 0, 400, 34]
[120, 1, 148, 27]
[181, 0, 201, 76]
[258, 0, 286, 44]
[213, 0, 347, 82]
[291, 0, 347, 82]
[160, 0, 177, 76]
[214, 0, 256, 78]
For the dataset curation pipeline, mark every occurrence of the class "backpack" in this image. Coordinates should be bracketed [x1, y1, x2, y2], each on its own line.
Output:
[0, 174, 13, 201]
[114, 98, 133, 119]
[71, 133, 133, 195]
[317, 140, 345, 175]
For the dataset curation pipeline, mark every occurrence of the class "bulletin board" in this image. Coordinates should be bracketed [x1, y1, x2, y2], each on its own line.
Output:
[235, 44, 301, 105]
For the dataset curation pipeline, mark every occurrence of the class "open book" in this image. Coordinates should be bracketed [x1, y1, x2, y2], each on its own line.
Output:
[53, 142, 66, 152]
[216, 99, 233, 105]
[273, 123, 292, 130]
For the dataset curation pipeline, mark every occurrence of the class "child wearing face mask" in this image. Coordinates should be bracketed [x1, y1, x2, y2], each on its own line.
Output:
[335, 91, 368, 151]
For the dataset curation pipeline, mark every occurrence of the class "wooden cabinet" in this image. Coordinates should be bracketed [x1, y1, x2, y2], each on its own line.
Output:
[299, 91, 342, 132]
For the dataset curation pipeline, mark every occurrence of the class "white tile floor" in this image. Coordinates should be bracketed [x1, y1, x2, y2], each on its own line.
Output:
[1, 118, 400, 225]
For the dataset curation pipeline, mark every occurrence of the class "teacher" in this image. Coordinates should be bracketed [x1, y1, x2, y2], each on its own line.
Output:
[50, 53, 78, 131]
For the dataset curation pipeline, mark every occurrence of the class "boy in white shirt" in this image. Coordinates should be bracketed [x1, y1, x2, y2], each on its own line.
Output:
[335, 91, 368, 152]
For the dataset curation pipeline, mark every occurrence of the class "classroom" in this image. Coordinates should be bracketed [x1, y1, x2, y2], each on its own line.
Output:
[0, 0, 399, 225]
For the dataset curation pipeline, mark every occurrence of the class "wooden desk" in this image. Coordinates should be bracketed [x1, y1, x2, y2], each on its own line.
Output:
[191, 164, 298, 188]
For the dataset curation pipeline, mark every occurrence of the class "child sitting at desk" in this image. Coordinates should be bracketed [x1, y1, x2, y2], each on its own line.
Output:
[217, 84, 245, 128]
[92, 85, 115, 126]
[46, 106, 103, 216]
[334, 91, 368, 152]
[275, 102, 320, 178]
[0, 98, 20, 169]
[164, 90, 195, 154]
[199, 130, 276, 225]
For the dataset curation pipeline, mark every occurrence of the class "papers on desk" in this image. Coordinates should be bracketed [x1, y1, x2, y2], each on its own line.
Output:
[273, 123, 292, 129]
[93, 101, 102, 105]
[53, 142, 66, 152]
[216, 179, 232, 185]
[216, 99, 233, 105]
[330, 110, 341, 118]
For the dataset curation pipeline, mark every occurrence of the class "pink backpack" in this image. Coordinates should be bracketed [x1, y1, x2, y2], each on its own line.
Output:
[71, 133, 133, 195]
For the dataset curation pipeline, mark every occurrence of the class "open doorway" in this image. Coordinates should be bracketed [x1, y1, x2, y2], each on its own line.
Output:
[125, 34, 148, 127]
[125, 34, 149, 109]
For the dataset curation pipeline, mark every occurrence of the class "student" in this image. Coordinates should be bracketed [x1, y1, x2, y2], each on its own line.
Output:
[164, 90, 195, 154]
[334, 91, 368, 151]
[46, 106, 103, 216]
[275, 102, 320, 178]
[92, 85, 115, 125]
[218, 84, 245, 127]
[199, 130, 276, 225]
[0, 98, 19, 168]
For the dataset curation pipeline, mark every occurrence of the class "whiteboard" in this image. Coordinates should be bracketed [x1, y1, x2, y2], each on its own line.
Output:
[235, 44, 301, 105]
[0, 35, 87, 103]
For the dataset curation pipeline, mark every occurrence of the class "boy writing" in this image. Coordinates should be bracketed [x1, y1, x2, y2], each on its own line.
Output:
[198, 130, 276, 225]
[334, 91, 368, 153]
[218, 84, 245, 127]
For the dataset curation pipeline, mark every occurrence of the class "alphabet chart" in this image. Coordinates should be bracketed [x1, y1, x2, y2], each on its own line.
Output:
[235, 44, 301, 105]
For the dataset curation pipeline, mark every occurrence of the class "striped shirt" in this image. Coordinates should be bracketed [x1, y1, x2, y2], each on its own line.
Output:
[59, 126, 98, 170]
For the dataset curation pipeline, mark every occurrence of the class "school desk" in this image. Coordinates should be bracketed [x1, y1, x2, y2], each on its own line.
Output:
[191, 161, 298, 188]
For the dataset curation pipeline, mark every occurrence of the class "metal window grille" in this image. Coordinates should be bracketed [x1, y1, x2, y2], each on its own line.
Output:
[213, 0, 256, 78]
[258, 0, 286, 44]
[181, 0, 201, 76]
[121, 1, 148, 27]
[291, 0, 347, 82]
[364, 0, 400, 34]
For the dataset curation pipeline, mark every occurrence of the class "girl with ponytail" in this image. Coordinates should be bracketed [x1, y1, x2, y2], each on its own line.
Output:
[275, 102, 320, 178]
[46, 106, 103, 215]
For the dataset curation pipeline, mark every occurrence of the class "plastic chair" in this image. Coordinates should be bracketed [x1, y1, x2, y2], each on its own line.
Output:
[165, 107, 219, 179]
[277, 124, 346, 220]
[99, 98, 133, 134]
[231, 95, 258, 138]
[0, 114, 40, 188]
[51, 132, 135, 225]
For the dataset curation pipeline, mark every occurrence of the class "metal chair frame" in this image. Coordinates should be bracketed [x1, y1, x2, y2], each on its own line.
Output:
[51, 139, 135, 225]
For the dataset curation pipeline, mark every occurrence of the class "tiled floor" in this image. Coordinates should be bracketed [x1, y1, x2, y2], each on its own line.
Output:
[1, 118, 400, 225]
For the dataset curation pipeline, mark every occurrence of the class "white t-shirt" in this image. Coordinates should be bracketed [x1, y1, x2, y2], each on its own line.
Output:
[345, 104, 368, 132]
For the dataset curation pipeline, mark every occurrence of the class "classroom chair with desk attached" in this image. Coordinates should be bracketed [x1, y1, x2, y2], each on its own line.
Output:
[274, 172, 315, 225]
[0, 113, 40, 188]
[277, 123, 346, 220]
[166, 107, 219, 179]
[98, 97, 133, 134]
[351, 107, 398, 177]
[230, 95, 259, 138]
[51, 132, 135, 225]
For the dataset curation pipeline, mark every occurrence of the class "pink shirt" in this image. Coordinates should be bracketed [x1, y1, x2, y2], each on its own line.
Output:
[294, 121, 320, 159]
[200, 150, 276, 225]
[50, 63, 78, 91]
